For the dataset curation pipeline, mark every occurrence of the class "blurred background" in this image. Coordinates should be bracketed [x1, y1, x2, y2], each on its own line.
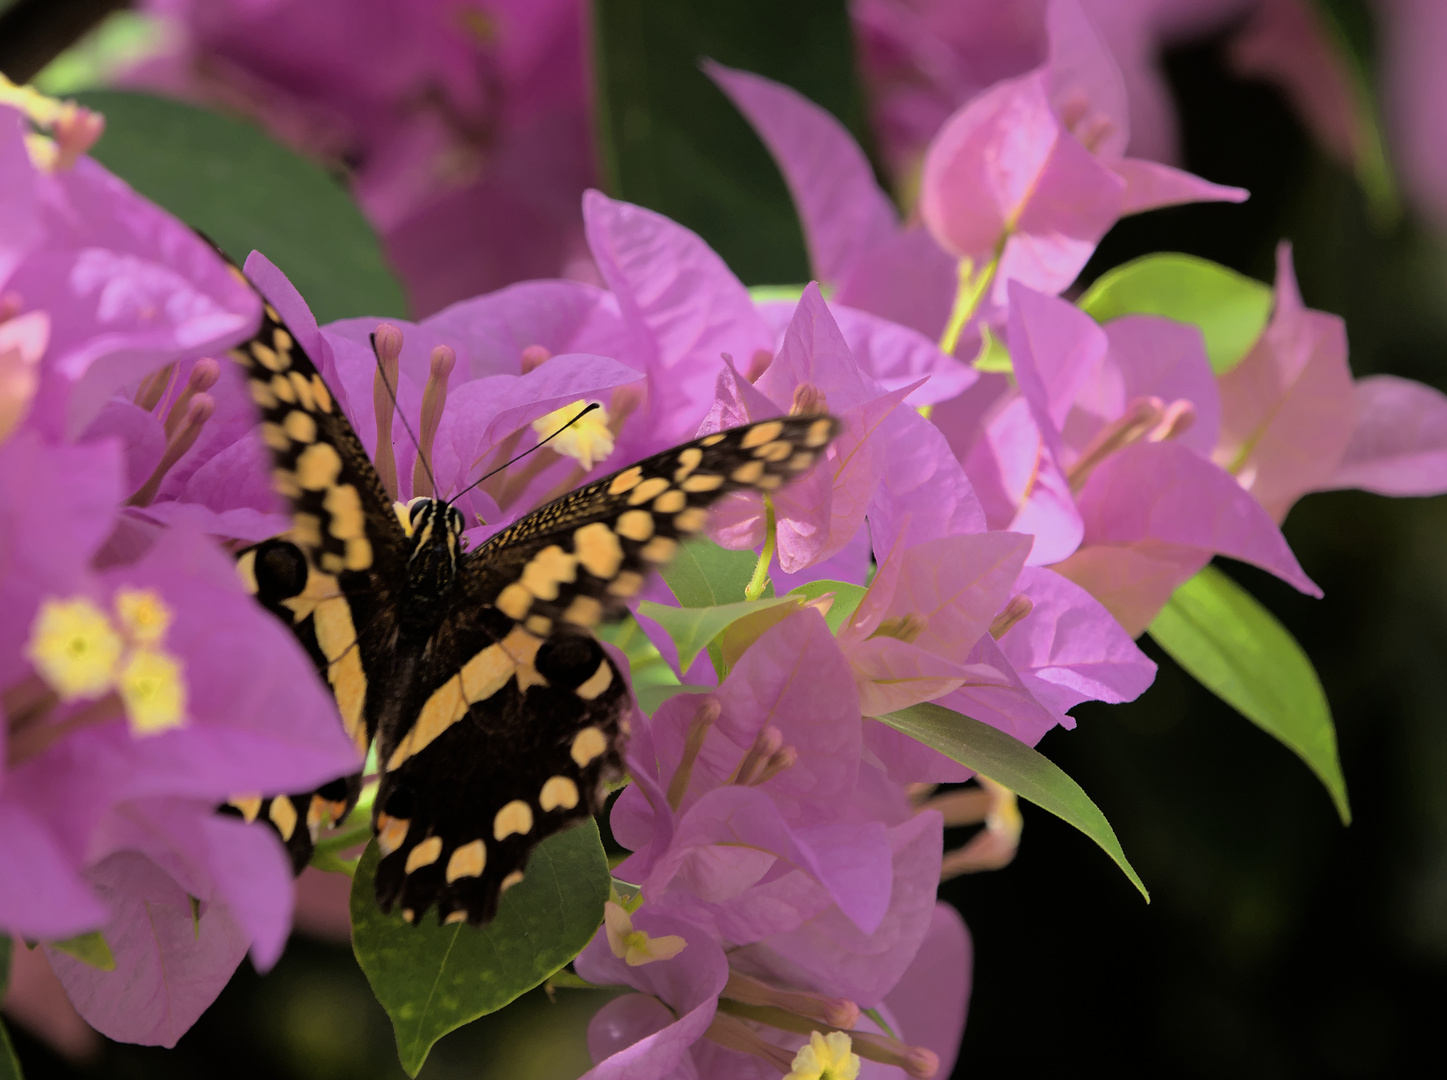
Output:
[4, 0, 1447, 1076]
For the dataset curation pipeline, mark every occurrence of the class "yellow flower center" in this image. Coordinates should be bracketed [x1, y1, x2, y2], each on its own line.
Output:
[25, 591, 188, 737]
[784, 1031, 861, 1080]
[115, 587, 171, 645]
[26, 597, 124, 700]
[603, 901, 687, 967]
[531, 400, 614, 471]
[118, 648, 186, 736]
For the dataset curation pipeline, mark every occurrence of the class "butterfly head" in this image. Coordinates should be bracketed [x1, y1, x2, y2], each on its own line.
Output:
[404, 497, 466, 591]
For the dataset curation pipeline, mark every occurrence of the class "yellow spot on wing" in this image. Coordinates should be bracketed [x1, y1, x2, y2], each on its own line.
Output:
[229, 794, 262, 822]
[640, 536, 678, 563]
[296, 442, 343, 490]
[571, 726, 607, 767]
[324, 484, 364, 539]
[574, 522, 624, 578]
[377, 814, 409, 856]
[405, 836, 443, 873]
[731, 460, 764, 484]
[756, 440, 793, 462]
[447, 840, 486, 882]
[501, 870, 524, 892]
[627, 476, 670, 505]
[236, 550, 258, 595]
[615, 509, 654, 541]
[269, 796, 298, 841]
[741, 421, 783, 448]
[562, 595, 603, 627]
[283, 410, 317, 444]
[540, 775, 580, 811]
[496, 583, 532, 620]
[520, 545, 578, 601]
[806, 417, 834, 447]
[576, 659, 613, 701]
[494, 800, 534, 840]
[701, 433, 726, 446]
[681, 473, 724, 492]
[261, 422, 290, 451]
[673, 447, 703, 481]
[674, 508, 708, 532]
[652, 489, 686, 513]
[608, 466, 643, 495]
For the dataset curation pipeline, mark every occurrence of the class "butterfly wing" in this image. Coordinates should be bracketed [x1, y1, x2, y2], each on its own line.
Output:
[369, 415, 840, 924]
[227, 296, 410, 762]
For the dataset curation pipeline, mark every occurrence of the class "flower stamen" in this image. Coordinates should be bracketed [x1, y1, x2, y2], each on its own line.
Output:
[988, 594, 1033, 640]
[164, 359, 219, 439]
[412, 344, 455, 499]
[372, 322, 404, 501]
[703, 1013, 797, 1072]
[724, 971, 859, 1030]
[938, 776, 1023, 879]
[128, 392, 215, 507]
[1065, 395, 1163, 491]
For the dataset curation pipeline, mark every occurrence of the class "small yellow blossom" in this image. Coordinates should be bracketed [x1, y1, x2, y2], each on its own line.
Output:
[784, 1031, 861, 1080]
[532, 400, 614, 471]
[603, 901, 687, 967]
[115, 588, 173, 645]
[26, 597, 124, 700]
[118, 648, 186, 735]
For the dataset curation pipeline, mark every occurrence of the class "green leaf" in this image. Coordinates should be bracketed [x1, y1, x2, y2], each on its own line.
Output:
[593, 0, 866, 285]
[0, 1016, 20, 1080]
[877, 702, 1149, 900]
[787, 579, 867, 636]
[1077, 253, 1272, 374]
[0, 936, 10, 996]
[351, 821, 611, 1077]
[637, 595, 799, 675]
[1148, 565, 1350, 824]
[659, 538, 761, 607]
[48, 931, 115, 971]
[74, 91, 408, 324]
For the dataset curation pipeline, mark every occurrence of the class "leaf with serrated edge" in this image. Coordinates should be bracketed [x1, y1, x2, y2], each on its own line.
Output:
[1077, 253, 1271, 375]
[1149, 565, 1350, 823]
[877, 702, 1148, 899]
[351, 821, 610, 1077]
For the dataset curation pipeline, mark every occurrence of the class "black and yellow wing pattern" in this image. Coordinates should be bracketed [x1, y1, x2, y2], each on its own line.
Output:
[223, 269, 840, 924]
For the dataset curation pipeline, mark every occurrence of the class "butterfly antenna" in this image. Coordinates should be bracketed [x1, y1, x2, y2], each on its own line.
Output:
[369, 331, 440, 500]
[448, 403, 600, 506]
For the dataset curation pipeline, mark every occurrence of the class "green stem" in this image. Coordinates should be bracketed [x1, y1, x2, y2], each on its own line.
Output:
[938, 234, 1008, 356]
[744, 496, 776, 602]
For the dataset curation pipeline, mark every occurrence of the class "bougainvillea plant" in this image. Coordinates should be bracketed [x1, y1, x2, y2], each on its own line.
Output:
[5, 2, 1447, 1077]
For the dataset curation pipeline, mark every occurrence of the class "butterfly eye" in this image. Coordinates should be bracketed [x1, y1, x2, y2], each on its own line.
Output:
[408, 498, 434, 525]
[447, 507, 465, 536]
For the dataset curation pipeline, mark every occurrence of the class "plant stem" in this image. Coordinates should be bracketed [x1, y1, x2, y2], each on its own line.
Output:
[743, 495, 776, 602]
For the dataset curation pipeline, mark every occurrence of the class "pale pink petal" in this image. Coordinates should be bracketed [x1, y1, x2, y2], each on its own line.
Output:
[583, 191, 773, 446]
[1050, 540, 1212, 638]
[757, 284, 876, 412]
[47, 852, 249, 1048]
[833, 225, 960, 342]
[1, 946, 99, 1063]
[1214, 243, 1354, 520]
[830, 303, 977, 406]
[1111, 157, 1249, 215]
[1047, 0, 1132, 160]
[880, 902, 973, 1077]
[705, 63, 899, 286]
[1001, 566, 1156, 713]
[1326, 374, 1447, 495]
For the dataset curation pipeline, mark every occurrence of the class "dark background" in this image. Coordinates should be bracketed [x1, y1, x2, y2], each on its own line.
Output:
[5, 1, 1447, 1076]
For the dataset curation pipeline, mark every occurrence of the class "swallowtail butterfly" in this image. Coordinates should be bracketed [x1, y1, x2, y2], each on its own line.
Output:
[221, 277, 839, 926]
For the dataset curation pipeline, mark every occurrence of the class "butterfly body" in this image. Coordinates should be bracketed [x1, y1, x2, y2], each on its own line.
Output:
[223, 284, 840, 925]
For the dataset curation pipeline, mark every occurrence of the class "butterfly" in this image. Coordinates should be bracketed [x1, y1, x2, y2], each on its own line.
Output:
[218, 281, 840, 926]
